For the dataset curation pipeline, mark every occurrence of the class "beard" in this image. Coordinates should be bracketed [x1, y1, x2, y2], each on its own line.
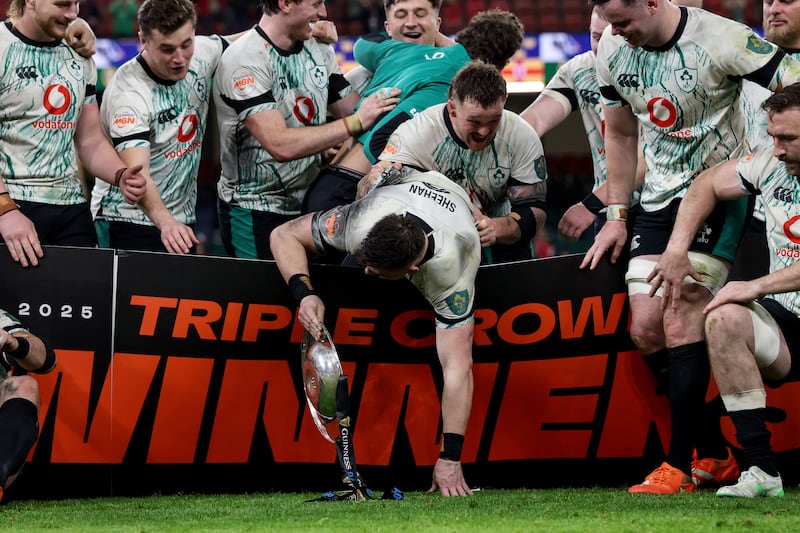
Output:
[765, 24, 800, 49]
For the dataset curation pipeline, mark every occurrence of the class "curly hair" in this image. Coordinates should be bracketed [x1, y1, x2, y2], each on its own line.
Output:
[7, 0, 24, 18]
[456, 9, 523, 70]
[354, 214, 427, 271]
[139, 0, 196, 37]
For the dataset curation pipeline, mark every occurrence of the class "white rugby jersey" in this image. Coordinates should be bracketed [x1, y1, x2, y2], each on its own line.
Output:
[736, 149, 800, 316]
[596, 6, 800, 211]
[311, 171, 480, 325]
[214, 26, 351, 215]
[378, 104, 547, 217]
[541, 50, 606, 190]
[92, 36, 225, 226]
[0, 21, 97, 205]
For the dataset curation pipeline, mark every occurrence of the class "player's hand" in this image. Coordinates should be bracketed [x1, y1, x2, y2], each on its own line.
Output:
[66, 18, 97, 58]
[298, 295, 326, 341]
[704, 280, 759, 315]
[357, 88, 401, 130]
[119, 165, 147, 205]
[579, 220, 627, 270]
[160, 221, 200, 254]
[429, 458, 472, 497]
[647, 247, 702, 309]
[357, 161, 397, 199]
[558, 203, 596, 241]
[475, 215, 497, 248]
[311, 20, 338, 44]
[0, 209, 43, 267]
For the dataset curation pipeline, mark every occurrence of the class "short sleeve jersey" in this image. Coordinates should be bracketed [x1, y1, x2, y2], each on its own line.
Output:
[213, 27, 351, 214]
[379, 104, 547, 217]
[310, 171, 480, 325]
[0, 21, 97, 205]
[353, 34, 472, 162]
[92, 36, 226, 226]
[596, 6, 800, 211]
[541, 50, 607, 190]
[736, 149, 800, 316]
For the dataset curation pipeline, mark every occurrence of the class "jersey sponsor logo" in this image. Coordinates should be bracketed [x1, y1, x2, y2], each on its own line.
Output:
[293, 96, 316, 124]
[232, 68, 256, 96]
[674, 67, 697, 93]
[324, 212, 340, 237]
[15, 65, 37, 80]
[308, 65, 327, 90]
[783, 214, 800, 244]
[616, 74, 639, 89]
[773, 187, 794, 204]
[112, 106, 138, 135]
[164, 139, 202, 159]
[178, 114, 199, 143]
[695, 224, 712, 245]
[488, 167, 510, 189]
[43, 84, 71, 115]
[746, 34, 774, 55]
[647, 97, 678, 129]
[382, 141, 399, 157]
[446, 290, 469, 316]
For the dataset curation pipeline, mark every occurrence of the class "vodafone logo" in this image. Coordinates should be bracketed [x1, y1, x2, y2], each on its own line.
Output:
[43, 84, 71, 115]
[293, 96, 315, 124]
[784, 215, 800, 244]
[647, 97, 677, 128]
[178, 114, 198, 143]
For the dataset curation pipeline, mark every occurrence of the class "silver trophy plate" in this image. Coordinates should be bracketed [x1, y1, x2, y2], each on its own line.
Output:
[301, 326, 343, 443]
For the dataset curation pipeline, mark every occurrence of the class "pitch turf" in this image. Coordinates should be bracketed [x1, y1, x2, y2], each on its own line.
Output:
[2, 487, 799, 531]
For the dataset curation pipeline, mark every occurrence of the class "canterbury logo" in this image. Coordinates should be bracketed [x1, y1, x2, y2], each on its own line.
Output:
[16, 66, 37, 79]
[617, 74, 640, 88]
[774, 187, 794, 203]
[157, 108, 179, 124]
[580, 89, 600, 106]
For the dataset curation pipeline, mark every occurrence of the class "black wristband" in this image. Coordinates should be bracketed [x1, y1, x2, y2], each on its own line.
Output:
[581, 191, 606, 215]
[288, 273, 317, 304]
[8, 336, 30, 359]
[439, 432, 464, 461]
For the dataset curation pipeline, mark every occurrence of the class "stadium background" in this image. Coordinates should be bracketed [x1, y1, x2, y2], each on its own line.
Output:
[0, 0, 766, 257]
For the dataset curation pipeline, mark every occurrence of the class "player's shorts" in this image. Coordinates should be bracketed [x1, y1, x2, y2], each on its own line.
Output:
[754, 298, 800, 384]
[18, 200, 97, 247]
[218, 199, 295, 260]
[104, 220, 197, 254]
[629, 196, 750, 261]
[302, 166, 364, 214]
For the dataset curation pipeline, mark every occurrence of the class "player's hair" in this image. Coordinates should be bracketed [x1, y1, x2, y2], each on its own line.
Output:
[354, 214, 427, 271]
[763, 83, 800, 114]
[589, 0, 641, 5]
[260, 0, 303, 15]
[384, 0, 442, 13]
[457, 9, 523, 70]
[7, 0, 24, 18]
[138, 0, 197, 37]
[449, 61, 507, 108]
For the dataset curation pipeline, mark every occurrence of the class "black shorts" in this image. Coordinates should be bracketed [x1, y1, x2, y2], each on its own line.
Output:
[757, 298, 800, 384]
[18, 200, 97, 247]
[302, 166, 363, 214]
[630, 196, 751, 261]
[107, 220, 197, 254]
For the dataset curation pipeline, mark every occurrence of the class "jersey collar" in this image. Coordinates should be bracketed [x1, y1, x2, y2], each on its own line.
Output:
[642, 5, 688, 53]
[442, 105, 470, 150]
[6, 20, 61, 48]
[255, 25, 304, 56]
[136, 55, 178, 86]
[404, 212, 435, 266]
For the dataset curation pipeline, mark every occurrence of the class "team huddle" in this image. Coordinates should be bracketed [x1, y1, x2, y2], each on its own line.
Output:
[0, 0, 799, 502]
